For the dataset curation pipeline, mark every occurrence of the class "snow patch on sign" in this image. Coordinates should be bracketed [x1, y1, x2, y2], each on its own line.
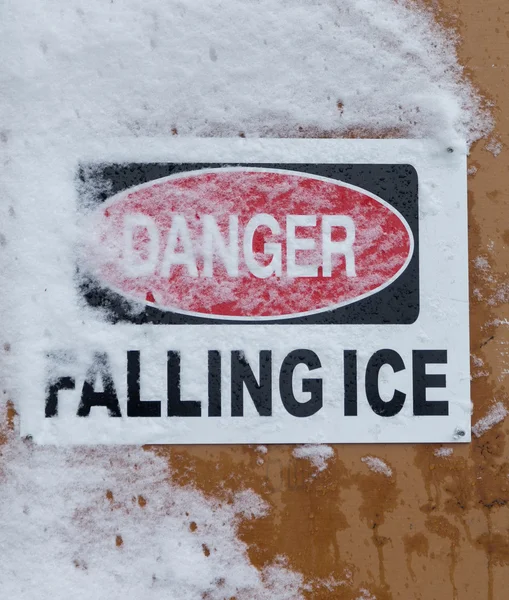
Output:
[1, 0, 491, 145]
[472, 403, 508, 438]
[293, 444, 334, 473]
[0, 425, 304, 600]
[361, 456, 393, 477]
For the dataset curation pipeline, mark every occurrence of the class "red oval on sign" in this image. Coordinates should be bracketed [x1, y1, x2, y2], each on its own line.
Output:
[85, 168, 413, 320]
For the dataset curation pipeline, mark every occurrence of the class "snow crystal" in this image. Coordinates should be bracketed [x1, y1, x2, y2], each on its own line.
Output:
[361, 456, 393, 477]
[356, 588, 377, 600]
[434, 447, 453, 457]
[474, 256, 490, 271]
[472, 403, 508, 438]
[488, 283, 509, 307]
[256, 445, 268, 465]
[491, 318, 509, 327]
[472, 355, 484, 367]
[485, 138, 503, 156]
[293, 444, 334, 473]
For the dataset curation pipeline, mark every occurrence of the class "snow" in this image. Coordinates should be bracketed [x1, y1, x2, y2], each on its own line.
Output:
[472, 402, 508, 438]
[361, 456, 393, 477]
[472, 355, 484, 368]
[293, 444, 334, 473]
[474, 256, 490, 272]
[256, 445, 268, 465]
[434, 447, 453, 457]
[485, 138, 503, 156]
[0, 423, 304, 600]
[356, 588, 377, 600]
[1, 0, 490, 145]
[0, 0, 491, 596]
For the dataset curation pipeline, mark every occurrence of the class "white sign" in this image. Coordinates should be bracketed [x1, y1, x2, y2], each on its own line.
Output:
[19, 138, 470, 444]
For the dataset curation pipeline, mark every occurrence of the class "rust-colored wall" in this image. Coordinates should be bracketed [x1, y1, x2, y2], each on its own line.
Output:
[3, 1, 509, 598]
[151, 2, 509, 598]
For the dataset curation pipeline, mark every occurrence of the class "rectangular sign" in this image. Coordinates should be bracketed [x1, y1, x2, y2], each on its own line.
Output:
[19, 138, 470, 444]
[78, 162, 419, 324]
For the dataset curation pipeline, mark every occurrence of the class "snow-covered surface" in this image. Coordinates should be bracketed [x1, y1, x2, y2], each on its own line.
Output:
[0, 0, 493, 596]
[12, 137, 473, 446]
[293, 444, 334, 472]
[361, 456, 393, 477]
[472, 402, 508, 438]
[0, 424, 303, 599]
[1, 0, 490, 144]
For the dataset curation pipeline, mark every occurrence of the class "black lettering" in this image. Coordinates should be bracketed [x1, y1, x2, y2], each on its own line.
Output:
[167, 351, 201, 417]
[279, 349, 322, 418]
[344, 350, 357, 416]
[45, 377, 75, 418]
[77, 353, 121, 417]
[413, 350, 448, 416]
[231, 351, 272, 416]
[208, 351, 222, 417]
[127, 351, 161, 417]
[365, 349, 406, 417]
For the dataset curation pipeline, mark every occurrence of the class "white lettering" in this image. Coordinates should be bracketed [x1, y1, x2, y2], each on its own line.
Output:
[203, 215, 239, 277]
[287, 215, 317, 278]
[123, 214, 160, 277]
[121, 213, 357, 280]
[244, 214, 282, 279]
[322, 215, 356, 277]
[160, 215, 198, 277]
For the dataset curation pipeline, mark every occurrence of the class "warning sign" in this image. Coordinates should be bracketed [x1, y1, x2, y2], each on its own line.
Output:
[78, 163, 418, 324]
[21, 139, 470, 444]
